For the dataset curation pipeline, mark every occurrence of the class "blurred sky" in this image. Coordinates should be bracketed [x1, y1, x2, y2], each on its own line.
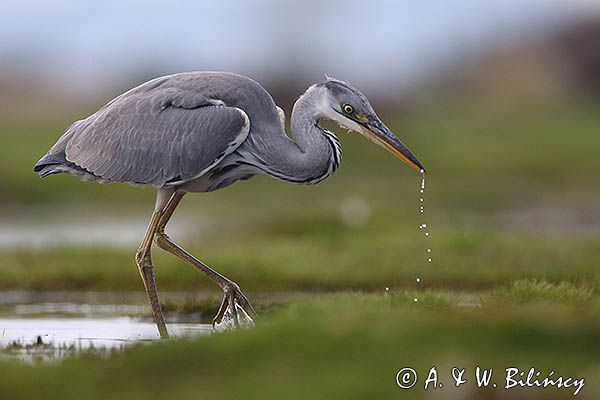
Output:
[1, 0, 599, 95]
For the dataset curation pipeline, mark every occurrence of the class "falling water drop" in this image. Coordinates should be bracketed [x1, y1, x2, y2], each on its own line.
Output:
[414, 171, 432, 305]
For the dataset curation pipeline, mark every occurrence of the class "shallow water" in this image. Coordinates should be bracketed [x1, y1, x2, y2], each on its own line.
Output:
[0, 317, 211, 348]
[0, 290, 212, 361]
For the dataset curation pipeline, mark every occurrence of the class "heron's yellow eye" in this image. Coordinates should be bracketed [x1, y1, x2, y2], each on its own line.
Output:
[343, 104, 354, 114]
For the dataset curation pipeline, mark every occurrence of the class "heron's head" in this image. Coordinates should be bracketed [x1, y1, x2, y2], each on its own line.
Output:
[315, 77, 425, 174]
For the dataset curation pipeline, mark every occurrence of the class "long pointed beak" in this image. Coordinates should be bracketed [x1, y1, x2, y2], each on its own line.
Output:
[361, 116, 425, 174]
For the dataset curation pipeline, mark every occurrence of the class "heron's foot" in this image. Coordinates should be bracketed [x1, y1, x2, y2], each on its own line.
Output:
[212, 283, 257, 331]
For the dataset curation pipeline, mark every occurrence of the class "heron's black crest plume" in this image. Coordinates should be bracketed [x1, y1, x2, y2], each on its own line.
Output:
[318, 77, 372, 109]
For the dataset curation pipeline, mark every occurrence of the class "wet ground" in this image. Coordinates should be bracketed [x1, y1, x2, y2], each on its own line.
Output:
[0, 291, 212, 362]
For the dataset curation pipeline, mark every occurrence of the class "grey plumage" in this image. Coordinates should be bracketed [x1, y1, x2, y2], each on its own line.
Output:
[33, 71, 424, 336]
[35, 72, 346, 191]
[36, 73, 258, 187]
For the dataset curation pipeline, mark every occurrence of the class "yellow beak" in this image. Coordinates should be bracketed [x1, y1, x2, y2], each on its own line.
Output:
[360, 116, 425, 174]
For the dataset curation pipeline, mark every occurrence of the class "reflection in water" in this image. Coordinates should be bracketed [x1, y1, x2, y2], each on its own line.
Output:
[0, 317, 211, 348]
[0, 290, 213, 362]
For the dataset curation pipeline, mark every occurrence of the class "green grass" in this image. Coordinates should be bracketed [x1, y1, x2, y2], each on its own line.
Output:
[486, 279, 597, 306]
[0, 226, 599, 292]
[0, 292, 598, 399]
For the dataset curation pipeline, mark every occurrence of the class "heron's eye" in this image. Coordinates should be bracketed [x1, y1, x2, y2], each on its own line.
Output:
[342, 104, 354, 114]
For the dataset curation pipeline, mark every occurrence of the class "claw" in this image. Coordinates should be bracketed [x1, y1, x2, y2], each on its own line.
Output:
[228, 291, 239, 328]
[212, 294, 229, 328]
[212, 283, 256, 332]
[235, 291, 259, 319]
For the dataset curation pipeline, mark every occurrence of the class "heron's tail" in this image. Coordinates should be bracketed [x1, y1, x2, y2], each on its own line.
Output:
[34, 161, 60, 177]
[34, 150, 70, 177]
[34, 150, 99, 181]
[34, 121, 80, 178]
[35, 166, 63, 178]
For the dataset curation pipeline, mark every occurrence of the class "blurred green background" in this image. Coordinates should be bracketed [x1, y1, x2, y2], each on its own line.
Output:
[0, 1, 599, 398]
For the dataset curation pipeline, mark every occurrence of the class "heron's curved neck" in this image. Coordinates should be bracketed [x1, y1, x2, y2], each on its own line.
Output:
[283, 87, 340, 183]
[291, 88, 330, 150]
[242, 85, 340, 184]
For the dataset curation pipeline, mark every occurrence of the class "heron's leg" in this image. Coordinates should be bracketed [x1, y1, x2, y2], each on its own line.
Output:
[154, 193, 257, 328]
[135, 206, 169, 338]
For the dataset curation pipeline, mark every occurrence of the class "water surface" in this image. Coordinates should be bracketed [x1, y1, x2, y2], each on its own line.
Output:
[0, 290, 212, 362]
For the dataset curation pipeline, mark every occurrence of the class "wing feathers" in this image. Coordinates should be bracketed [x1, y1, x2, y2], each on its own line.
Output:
[64, 87, 249, 187]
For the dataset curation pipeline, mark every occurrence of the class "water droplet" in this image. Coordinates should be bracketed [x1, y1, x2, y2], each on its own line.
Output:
[415, 174, 432, 305]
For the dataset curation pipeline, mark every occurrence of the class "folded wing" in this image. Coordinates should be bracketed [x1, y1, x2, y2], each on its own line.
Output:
[39, 82, 250, 187]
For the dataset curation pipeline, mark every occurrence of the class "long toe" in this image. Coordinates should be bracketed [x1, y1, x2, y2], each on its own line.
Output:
[212, 287, 256, 332]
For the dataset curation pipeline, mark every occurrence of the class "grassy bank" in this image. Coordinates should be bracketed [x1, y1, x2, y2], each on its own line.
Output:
[0, 290, 598, 399]
[1, 226, 599, 292]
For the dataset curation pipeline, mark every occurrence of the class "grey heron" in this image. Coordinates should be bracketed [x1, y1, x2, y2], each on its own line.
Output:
[34, 72, 425, 337]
